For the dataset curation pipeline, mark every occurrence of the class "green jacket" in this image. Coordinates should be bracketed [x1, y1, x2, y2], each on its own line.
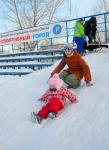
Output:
[74, 21, 84, 37]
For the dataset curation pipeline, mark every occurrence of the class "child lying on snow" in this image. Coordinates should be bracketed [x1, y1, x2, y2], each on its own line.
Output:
[31, 73, 77, 124]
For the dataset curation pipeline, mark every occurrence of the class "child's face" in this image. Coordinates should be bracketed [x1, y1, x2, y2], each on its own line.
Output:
[49, 85, 56, 89]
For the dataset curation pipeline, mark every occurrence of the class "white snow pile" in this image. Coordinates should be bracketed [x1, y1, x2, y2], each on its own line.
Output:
[0, 47, 109, 150]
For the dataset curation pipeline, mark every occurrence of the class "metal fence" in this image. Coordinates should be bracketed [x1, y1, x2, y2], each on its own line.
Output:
[0, 12, 109, 54]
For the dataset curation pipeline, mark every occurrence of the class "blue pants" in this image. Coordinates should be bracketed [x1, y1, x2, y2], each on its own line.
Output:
[73, 37, 84, 53]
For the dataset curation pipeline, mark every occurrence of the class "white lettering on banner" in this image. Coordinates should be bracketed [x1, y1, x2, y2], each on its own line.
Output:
[33, 32, 50, 39]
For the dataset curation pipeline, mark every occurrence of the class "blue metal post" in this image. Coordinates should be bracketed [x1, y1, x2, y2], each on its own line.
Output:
[24, 43, 26, 51]
[2, 45, 3, 53]
[65, 21, 69, 43]
[12, 44, 14, 53]
[50, 38, 53, 49]
[104, 14, 108, 43]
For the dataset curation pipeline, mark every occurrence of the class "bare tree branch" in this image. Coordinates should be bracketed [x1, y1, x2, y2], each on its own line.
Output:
[0, 0, 65, 51]
[0, 0, 65, 29]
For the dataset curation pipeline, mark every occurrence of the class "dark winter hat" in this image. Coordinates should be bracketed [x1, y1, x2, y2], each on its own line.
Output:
[89, 16, 96, 23]
[79, 18, 84, 22]
[64, 44, 73, 51]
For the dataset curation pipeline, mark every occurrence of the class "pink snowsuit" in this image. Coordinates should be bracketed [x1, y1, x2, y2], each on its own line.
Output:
[37, 86, 77, 119]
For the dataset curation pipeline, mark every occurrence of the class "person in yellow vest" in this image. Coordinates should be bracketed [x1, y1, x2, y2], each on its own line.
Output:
[73, 19, 86, 55]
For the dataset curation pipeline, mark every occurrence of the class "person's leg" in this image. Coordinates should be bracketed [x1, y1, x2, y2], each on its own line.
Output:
[59, 70, 70, 80]
[87, 33, 93, 43]
[37, 103, 49, 119]
[78, 37, 84, 53]
[92, 28, 97, 42]
[73, 37, 79, 52]
[74, 37, 84, 53]
[65, 74, 81, 88]
[48, 97, 64, 114]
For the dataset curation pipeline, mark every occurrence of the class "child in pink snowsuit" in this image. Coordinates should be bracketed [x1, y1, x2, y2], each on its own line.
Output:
[31, 74, 78, 123]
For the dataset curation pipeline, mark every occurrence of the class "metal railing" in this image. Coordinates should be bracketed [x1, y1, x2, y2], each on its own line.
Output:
[0, 12, 109, 53]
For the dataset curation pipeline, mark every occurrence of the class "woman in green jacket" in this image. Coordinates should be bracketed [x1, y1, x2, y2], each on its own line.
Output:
[73, 19, 85, 55]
